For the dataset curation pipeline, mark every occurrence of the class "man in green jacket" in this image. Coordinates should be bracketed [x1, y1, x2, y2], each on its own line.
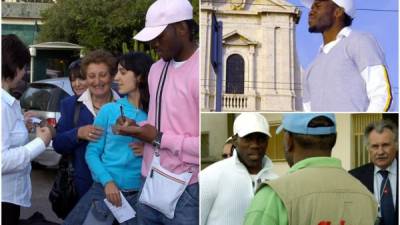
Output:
[244, 113, 378, 225]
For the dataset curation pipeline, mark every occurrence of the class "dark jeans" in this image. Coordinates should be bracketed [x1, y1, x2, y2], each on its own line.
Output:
[2, 202, 20, 225]
[63, 182, 139, 225]
[137, 183, 199, 225]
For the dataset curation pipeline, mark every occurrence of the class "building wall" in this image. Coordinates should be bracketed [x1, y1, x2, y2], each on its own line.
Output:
[333, 114, 352, 170]
[201, 113, 229, 159]
[2, 24, 37, 45]
[200, 0, 301, 112]
[200, 10, 214, 111]
[1, 2, 53, 45]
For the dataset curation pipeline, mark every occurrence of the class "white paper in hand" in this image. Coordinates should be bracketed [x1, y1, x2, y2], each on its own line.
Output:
[103, 192, 136, 223]
[30, 117, 42, 124]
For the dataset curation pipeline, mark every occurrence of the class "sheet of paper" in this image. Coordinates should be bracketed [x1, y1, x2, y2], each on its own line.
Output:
[104, 192, 136, 223]
[30, 117, 42, 124]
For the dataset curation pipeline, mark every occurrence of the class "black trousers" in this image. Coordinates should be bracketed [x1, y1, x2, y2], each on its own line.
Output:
[2, 202, 20, 225]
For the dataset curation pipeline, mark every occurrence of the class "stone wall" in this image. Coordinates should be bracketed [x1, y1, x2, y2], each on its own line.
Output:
[201, 0, 302, 111]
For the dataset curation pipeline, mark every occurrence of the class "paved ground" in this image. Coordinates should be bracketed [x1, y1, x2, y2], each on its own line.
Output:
[20, 165, 63, 224]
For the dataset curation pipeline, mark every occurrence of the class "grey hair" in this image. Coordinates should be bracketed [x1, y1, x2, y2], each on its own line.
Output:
[364, 120, 398, 148]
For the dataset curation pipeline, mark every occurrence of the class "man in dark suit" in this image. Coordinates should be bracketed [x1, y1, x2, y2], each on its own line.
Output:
[349, 120, 398, 225]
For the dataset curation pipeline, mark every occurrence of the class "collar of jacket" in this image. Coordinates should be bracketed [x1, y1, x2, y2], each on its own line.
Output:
[232, 148, 279, 181]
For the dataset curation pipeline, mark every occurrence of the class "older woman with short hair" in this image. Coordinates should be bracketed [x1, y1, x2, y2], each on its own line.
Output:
[53, 50, 120, 202]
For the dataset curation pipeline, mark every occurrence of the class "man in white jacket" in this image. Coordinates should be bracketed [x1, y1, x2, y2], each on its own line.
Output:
[200, 113, 279, 225]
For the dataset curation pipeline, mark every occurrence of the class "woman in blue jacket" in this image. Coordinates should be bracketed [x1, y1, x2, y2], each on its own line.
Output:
[63, 52, 153, 225]
[53, 50, 119, 198]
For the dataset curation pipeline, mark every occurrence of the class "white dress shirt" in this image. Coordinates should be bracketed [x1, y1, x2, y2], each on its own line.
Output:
[303, 26, 392, 112]
[373, 158, 397, 216]
[1, 88, 46, 207]
[77, 89, 120, 117]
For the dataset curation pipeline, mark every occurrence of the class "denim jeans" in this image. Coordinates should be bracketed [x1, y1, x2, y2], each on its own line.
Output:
[136, 183, 199, 225]
[63, 182, 139, 225]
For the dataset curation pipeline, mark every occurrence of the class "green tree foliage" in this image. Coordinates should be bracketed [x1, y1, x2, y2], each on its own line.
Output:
[38, 0, 152, 54]
[38, 0, 199, 55]
[191, 0, 199, 24]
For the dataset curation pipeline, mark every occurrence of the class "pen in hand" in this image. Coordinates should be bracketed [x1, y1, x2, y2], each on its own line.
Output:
[120, 105, 126, 123]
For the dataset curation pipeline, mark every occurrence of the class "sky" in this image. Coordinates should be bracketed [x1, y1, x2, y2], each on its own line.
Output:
[287, 0, 399, 111]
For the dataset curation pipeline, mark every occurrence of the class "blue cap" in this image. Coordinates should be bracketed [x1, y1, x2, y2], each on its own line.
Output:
[276, 113, 336, 135]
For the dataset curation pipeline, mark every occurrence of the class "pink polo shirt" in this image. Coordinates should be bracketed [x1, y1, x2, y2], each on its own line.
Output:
[142, 49, 199, 184]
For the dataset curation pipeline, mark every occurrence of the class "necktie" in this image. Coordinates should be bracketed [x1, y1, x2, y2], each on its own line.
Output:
[379, 170, 395, 225]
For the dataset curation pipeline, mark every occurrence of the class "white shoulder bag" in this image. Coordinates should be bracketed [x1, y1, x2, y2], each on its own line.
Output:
[138, 61, 192, 219]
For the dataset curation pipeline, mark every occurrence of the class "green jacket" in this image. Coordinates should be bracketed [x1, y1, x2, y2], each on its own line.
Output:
[244, 157, 378, 225]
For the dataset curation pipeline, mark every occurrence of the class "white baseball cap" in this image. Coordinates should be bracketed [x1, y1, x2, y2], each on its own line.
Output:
[134, 0, 193, 42]
[233, 113, 271, 138]
[301, 0, 356, 18]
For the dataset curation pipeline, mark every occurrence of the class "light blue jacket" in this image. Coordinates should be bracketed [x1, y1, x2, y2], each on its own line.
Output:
[85, 97, 147, 190]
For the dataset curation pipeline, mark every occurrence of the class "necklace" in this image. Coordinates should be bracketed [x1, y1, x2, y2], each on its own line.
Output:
[92, 92, 113, 111]
[93, 104, 100, 110]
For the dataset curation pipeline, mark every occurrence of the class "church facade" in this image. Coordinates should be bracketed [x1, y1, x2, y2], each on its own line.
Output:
[201, 0, 303, 111]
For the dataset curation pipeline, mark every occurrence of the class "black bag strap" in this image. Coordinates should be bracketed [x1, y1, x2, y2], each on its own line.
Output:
[154, 61, 170, 131]
[73, 100, 82, 128]
[65, 100, 82, 161]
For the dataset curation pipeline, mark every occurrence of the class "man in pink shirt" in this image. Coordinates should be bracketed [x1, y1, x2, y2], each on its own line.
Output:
[114, 0, 199, 224]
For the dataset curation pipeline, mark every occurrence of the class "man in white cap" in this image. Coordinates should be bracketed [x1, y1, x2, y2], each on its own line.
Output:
[301, 0, 392, 112]
[244, 113, 378, 225]
[113, 0, 199, 224]
[200, 113, 279, 225]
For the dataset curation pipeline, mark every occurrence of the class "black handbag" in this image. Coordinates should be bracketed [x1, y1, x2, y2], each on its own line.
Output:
[48, 101, 81, 219]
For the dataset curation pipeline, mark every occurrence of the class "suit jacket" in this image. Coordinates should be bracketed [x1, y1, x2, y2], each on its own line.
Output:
[349, 161, 398, 221]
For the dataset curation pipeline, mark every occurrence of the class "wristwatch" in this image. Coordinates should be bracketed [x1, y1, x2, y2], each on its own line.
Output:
[152, 131, 163, 149]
